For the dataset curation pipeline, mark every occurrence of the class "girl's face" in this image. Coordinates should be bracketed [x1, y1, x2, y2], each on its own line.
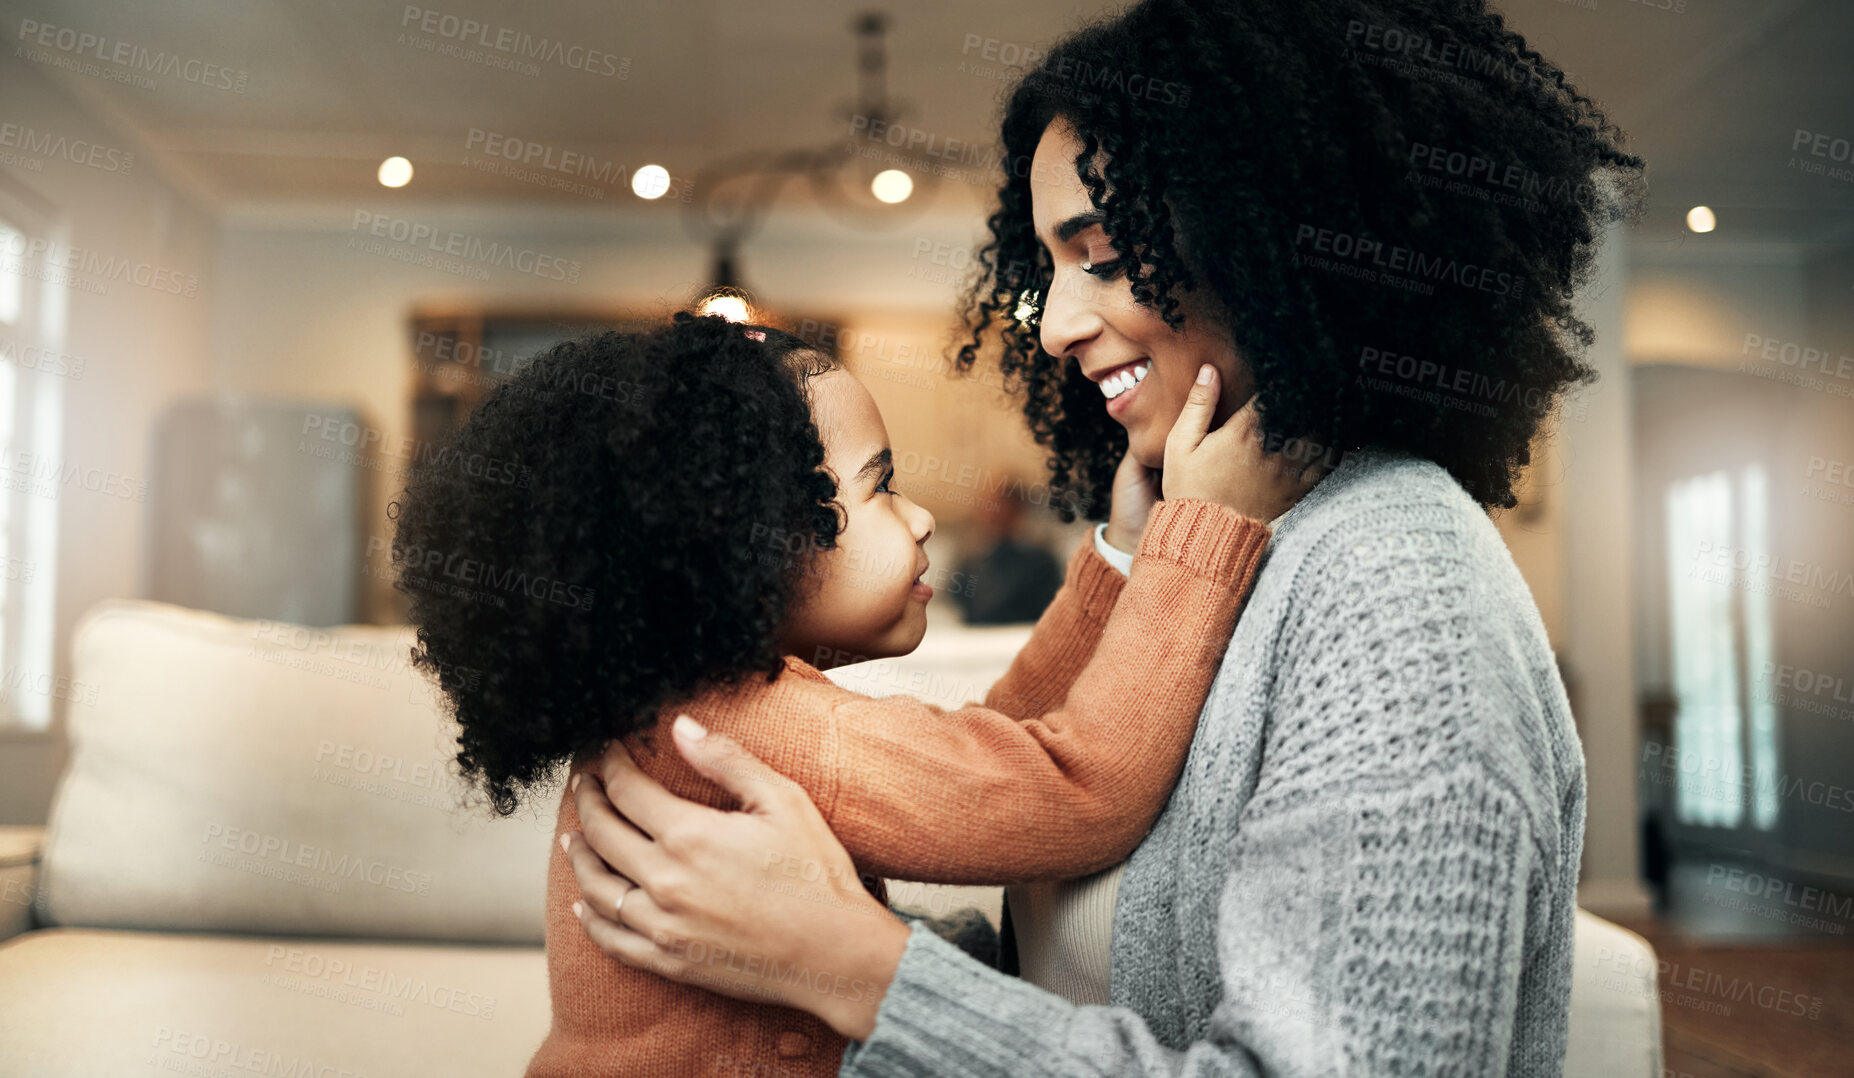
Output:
[780, 367, 937, 669]
[1029, 119, 1252, 469]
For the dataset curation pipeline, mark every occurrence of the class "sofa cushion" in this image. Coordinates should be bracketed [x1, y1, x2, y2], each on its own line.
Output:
[38, 600, 555, 943]
[0, 928, 547, 1077]
[0, 826, 40, 943]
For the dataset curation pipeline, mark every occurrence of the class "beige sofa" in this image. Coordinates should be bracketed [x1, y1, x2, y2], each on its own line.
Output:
[0, 600, 1662, 1076]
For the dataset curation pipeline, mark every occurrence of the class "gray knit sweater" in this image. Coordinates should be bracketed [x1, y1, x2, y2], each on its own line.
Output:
[839, 448, 1587, 1077]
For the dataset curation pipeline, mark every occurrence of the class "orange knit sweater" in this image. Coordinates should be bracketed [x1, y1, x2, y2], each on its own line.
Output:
[526, 497, 1270, 1078]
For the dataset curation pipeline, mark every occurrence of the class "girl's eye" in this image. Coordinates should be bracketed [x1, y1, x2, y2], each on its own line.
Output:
[875, 470, 897, 495]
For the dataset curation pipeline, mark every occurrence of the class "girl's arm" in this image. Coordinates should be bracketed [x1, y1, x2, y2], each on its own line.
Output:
[976, 446, 1159, 722]
[819, 496, 1264, 884]
[613, 496, 1263, 884]
[608, 381, 1297, 883]
[970, 537, 1128, 722]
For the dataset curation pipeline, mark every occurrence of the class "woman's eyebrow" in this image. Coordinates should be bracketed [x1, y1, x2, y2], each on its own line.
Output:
[1054, 211, 1107, 242]
[853, 447, 892, 485]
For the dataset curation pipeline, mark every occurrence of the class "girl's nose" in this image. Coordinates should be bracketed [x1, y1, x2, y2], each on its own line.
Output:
[910, 499, 936, 543]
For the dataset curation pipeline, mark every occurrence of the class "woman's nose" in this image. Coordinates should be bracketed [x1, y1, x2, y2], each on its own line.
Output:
[1037, 269, 1104, 359]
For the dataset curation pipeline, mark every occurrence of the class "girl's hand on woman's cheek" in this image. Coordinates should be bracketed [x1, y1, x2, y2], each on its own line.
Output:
[562, 716, 910, 1040]
[1163, 366, 1328, 522]
[1102, 445, 1162, 554]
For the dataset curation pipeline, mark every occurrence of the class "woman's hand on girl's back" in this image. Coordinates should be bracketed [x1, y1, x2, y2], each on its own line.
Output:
[563, 717, 908, 1040]
[1163, 365, 1328, 524]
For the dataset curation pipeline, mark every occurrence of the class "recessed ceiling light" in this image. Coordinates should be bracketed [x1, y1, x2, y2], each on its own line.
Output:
[632, 164, 671, 200]
[1686, 205, 1716, 233]
[871, 169, 913, 204]
[378, 156, 413, 188]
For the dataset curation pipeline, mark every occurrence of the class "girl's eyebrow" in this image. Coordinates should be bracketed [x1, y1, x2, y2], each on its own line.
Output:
[853, 447, 892, 485]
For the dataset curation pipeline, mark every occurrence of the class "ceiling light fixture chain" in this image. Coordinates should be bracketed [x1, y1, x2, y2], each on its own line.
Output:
[684, 10, 942, 291]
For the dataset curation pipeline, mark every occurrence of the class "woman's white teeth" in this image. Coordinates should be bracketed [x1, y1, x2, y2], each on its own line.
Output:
[1101, 362, 1150, 400]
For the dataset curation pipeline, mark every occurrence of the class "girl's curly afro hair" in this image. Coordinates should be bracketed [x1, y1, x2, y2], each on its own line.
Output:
[959, 0, 1647, 513]
[389, 314, 841, 817]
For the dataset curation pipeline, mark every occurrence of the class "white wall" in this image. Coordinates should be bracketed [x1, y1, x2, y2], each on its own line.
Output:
[207, 197, 997, 621]
[1624, 243, 1810, 375]
[1562, 227, 1653, 917]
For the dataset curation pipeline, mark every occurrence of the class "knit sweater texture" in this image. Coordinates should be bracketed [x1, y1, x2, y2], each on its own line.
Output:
[839, 449, 1588, 1077]
[525, 497, 1271, 1078]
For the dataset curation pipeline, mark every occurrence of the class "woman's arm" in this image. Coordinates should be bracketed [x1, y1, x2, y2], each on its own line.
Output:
[834, 772, 1543, 1077]
[569, 722, 1544, 1075]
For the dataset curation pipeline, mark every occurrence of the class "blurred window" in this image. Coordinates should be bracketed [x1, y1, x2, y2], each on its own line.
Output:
[0, 201, 65, 732]
[1665, 465, 1779, 829]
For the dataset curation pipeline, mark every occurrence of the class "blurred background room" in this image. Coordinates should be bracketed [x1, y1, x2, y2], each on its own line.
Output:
[0, 1, 1849, 1075]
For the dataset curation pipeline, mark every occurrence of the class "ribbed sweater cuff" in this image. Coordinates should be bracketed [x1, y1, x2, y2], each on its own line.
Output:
[1065, 533, 1129, 626]
[839, 921, 1072, 1078]
[1135, 497, 1271, 589]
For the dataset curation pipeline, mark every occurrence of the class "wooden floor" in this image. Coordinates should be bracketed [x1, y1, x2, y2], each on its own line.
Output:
[1611, 861, 1854, 1078]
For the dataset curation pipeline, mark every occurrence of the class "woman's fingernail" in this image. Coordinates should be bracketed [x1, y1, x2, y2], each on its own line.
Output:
[1196, 365, 1214, 385]
[572, 901, 584, 919]
[673, 714, 708, 741]
[559, 833, 572, 854]
[570, 773, 581, 794]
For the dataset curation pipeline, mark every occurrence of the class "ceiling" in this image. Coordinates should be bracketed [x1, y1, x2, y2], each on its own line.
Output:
[4, 0, 1851, 249]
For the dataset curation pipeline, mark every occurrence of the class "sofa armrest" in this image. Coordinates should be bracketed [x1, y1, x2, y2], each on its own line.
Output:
[1566, 906, 1663, 1078]
[0, 826, 45, 943]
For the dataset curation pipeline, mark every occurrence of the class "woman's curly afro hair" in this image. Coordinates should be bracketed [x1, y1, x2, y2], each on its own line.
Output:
[389, 314, 841, 816]
[959, 0, 1647, 512]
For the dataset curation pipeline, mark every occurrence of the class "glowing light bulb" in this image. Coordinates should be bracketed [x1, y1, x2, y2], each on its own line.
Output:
[378, 156, 413, 188]
[1686, 205, 1716, 233]
[871, 169, 913, 204]
[699, 293, 751, 322]
[633, 164, 671, 200]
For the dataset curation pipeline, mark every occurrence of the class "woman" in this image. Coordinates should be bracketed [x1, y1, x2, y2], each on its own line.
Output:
[562, 0, 1645, 1072]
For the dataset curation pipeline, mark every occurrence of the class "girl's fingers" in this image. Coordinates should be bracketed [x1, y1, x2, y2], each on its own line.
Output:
[1194, 404, 1264, 474]
[1197, 395, 1263, 452]
[1165, 365, 1220, 461]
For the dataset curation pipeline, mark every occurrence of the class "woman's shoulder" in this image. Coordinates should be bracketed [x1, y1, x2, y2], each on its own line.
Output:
[1270, 448, 1486, 551]
[1235, 449, 1579, 822]
[1256, 448, 1513, 607]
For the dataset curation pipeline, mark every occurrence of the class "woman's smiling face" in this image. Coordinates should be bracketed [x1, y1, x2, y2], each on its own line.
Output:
[1029, 118, 1252, 469]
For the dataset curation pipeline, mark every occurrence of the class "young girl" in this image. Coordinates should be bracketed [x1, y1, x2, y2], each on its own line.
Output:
[389, 312, 1311, 1076]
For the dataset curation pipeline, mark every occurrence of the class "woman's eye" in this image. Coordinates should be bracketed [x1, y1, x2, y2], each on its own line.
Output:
[1082, 245, 1124, 279]
[875, 470, 897, 495]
